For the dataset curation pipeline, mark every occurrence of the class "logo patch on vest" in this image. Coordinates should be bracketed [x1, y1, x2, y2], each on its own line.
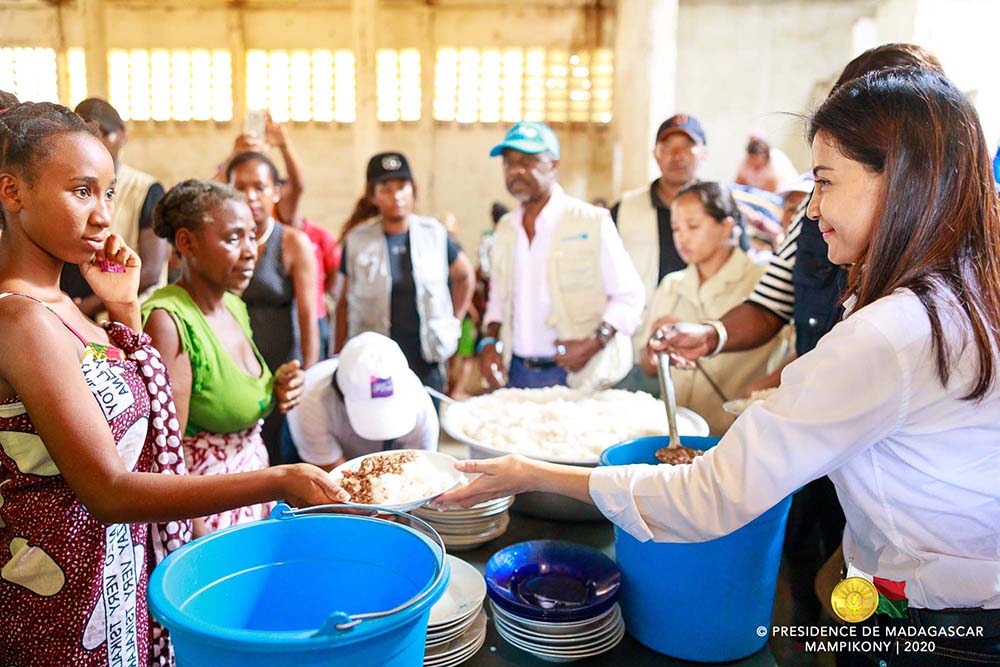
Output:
[370, 376, 394, 399]
[560, 232, 589, 242]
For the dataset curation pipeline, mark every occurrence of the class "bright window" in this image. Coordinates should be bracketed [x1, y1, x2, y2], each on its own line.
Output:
[108, 48, 232, 121]
[377, 49, 421, 122]
[433, 47, 613, 124]
[0, 48, 59, 104]
[245, 49, 355, 123]
[67, 48, 88, 108]
[589, 48, 614, 124]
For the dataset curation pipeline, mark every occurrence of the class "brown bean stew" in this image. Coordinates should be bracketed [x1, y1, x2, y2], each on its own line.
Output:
[655, 446, 705, 465]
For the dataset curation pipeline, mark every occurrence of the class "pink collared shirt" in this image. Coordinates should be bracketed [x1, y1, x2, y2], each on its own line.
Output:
[483, 185, 645, 358]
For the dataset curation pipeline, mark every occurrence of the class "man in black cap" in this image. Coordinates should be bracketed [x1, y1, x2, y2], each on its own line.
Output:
[64, 98, 167, 316]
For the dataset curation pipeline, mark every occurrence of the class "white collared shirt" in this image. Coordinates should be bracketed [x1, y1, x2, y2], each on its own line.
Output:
[483, 184, 645, 358]
[590, 286, 1000, 609]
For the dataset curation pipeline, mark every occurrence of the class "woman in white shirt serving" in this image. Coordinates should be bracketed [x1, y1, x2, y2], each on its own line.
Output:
[438, 69, 1000, 665]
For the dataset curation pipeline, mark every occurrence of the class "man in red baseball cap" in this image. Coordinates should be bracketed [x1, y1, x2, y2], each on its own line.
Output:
[610, 113, 709, 361]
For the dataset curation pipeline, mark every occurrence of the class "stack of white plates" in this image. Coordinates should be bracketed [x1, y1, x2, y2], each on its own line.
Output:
[415, 496, 513, 552]
[490, 600, 626, 663]
[424, 556, 488, 666]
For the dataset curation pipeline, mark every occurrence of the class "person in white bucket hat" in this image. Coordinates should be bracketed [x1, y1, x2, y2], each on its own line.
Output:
[284, 332, 439, 469]
[777, 172, 814, 232]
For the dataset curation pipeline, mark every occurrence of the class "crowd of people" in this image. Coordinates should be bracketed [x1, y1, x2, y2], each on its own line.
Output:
[0, 39, 999, 667]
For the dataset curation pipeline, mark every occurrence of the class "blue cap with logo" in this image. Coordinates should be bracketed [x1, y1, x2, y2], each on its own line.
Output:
[489, 121, 560, 160]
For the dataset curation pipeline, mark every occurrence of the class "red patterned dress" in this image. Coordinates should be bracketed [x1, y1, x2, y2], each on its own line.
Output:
[0, 294, 190, 667]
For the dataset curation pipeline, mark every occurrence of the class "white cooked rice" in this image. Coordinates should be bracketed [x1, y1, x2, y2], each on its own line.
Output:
[334, 456, 455, 505]
[446, 387, 678, 461]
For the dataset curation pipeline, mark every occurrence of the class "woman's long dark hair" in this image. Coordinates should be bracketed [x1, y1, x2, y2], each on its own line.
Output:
[339, 181, 378, 242]
[809, 68, 1000, 400]
[832, 42, 943, 92]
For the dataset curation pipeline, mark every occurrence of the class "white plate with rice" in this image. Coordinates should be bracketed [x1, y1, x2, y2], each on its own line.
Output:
[329, 450, 464, 512]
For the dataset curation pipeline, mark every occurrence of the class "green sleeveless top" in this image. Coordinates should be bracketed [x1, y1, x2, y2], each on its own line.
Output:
[142, 285, 273, 437]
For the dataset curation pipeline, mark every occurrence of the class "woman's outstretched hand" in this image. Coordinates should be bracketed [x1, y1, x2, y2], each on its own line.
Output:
[434, 455, 536, 508]
[279, 463, 351, 507]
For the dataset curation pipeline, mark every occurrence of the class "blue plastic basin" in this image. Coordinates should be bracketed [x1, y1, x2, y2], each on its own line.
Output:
[148, 506, 449, 666]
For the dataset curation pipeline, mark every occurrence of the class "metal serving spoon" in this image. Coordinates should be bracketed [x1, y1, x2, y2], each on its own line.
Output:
[655, 350, 683, 457]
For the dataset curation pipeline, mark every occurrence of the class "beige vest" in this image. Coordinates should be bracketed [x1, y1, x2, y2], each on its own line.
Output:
[491, 196, 633, 389]
[345, 215, 460, 363]
[616, 184, 660, 352]
[111, 163, 157, 251]
[637, 249, 793, 435]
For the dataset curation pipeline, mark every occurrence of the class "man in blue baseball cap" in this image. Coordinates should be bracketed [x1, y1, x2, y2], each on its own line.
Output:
[488, 120, 561, 160]
[478, 121, 645, 391]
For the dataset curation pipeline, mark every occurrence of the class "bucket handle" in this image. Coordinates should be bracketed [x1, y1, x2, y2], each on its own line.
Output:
[277, 503, 448, 633]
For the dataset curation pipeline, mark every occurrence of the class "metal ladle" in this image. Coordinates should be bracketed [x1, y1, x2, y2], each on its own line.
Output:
[648, 325, 687, 463]
[655, 350, 683, 457]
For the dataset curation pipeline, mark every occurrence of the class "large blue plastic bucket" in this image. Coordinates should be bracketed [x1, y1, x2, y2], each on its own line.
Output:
[600, 436, 791, 662]
[148, 504, 450, 667]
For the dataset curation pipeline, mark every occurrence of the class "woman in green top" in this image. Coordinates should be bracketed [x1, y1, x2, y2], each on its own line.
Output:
[143, 179, 305, 536]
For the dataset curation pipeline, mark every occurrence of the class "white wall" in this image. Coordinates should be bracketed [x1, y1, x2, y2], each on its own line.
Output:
[909, 0, 1000, 155]
[674, 0, 879, 184]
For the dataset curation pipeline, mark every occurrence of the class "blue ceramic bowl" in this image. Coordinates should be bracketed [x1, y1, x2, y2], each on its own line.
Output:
[484, 540, 621, 622]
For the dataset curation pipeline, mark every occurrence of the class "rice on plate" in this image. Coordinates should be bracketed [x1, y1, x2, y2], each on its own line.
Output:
[442, 386, 709, 464]
[329, 450, 463, 511]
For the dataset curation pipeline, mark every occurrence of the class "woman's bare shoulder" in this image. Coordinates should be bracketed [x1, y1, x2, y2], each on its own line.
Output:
[0, 296, 83, 396]
[0, 293, 66, 339]
[282, 225, 314, 256]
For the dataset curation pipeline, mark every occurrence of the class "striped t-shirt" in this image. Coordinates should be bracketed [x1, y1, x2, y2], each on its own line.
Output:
[746, 216, 801, 322]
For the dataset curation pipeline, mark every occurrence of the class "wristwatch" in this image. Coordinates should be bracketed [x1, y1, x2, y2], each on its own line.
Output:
[594, 323, 615, 348]
[476, 337, 503, 356]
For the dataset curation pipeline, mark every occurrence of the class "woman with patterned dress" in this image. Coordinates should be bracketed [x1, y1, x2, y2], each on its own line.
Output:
[143, 180, 304, 536]
[0, 103, 348, 666]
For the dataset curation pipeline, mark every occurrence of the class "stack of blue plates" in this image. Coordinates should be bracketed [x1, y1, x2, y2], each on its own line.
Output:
[485, 540, 625, 662]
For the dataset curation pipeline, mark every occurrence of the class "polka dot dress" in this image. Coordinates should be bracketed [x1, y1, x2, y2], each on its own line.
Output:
[0, 313, 191, 667]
